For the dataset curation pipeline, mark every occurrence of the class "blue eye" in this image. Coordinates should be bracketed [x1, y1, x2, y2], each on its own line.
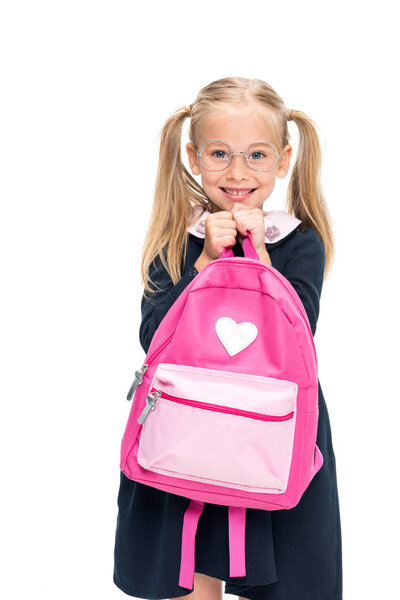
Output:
[212, 150, 228, 159]
[250, 151, 266, 160]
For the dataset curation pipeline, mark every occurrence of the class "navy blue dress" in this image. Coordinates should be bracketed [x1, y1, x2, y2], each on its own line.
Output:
[113, 225, 343, 600]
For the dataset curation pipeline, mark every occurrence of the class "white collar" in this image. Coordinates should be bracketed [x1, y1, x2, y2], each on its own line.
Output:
[187, 205, 302, 244]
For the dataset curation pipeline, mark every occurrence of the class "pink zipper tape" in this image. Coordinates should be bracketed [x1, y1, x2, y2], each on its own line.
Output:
[150, 388, 294, 422]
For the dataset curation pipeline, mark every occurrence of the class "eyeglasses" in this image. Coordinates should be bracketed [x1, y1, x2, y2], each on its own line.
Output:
[196, 139, 281, 172]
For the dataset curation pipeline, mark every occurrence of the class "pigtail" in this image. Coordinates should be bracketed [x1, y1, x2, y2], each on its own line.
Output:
[286, 110, 335, 280]
[141, 105, 210, 300]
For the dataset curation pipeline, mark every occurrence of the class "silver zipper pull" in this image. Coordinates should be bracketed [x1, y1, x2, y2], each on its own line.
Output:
[138, 390, 161, 424]
[127, 363, 149, 401]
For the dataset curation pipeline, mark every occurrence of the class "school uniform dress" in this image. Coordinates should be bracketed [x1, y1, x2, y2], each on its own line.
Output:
[113, 206, 343, 600]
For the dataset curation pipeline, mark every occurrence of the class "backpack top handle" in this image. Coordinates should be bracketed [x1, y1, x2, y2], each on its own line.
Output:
[220, 233, 260, 261]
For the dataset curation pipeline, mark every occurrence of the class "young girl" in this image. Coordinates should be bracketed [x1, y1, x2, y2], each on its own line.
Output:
[113, 76, 342, 600]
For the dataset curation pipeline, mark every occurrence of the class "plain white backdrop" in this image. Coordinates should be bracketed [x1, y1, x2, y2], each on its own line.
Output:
[1, 1, 399, 598]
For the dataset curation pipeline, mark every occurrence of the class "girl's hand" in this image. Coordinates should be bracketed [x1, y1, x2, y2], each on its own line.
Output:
[230, 203, 272, 265]
[199, 210, 238, 262]
[230, 204, 270, 264]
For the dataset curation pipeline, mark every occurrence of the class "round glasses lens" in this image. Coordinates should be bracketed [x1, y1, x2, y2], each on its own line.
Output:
[247, 142, 278, 171]
[200, 141, 231, 170]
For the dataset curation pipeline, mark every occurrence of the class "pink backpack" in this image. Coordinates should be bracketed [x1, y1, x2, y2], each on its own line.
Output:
[119, 234, 323, 590]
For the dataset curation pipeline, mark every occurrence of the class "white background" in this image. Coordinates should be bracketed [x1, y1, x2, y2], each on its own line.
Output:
[1, 1, 399, 599]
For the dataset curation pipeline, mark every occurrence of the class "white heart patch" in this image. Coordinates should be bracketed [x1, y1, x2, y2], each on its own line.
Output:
[215, 317, 258, 357]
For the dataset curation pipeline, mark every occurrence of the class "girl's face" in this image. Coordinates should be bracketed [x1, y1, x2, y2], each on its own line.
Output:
[186, 105, 292, 211]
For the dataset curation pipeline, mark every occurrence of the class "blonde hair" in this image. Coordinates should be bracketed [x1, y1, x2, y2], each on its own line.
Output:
[141, 76, 335, 301]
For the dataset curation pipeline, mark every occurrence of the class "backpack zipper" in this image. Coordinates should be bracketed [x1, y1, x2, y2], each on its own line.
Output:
[138, 390, 162, 423]
[138, 387, 294, 424]
[126, 331, 175, 401]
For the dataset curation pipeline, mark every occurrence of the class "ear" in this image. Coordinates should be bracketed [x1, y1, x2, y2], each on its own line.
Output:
[275, 144, 293, 179]
[186, 142, 201, 176]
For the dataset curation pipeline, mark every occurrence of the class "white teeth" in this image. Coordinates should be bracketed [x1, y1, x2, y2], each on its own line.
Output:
[224, 188, 253, 196]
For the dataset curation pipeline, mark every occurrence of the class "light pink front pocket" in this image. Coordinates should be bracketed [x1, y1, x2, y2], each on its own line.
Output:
[137, 363, 297, 493]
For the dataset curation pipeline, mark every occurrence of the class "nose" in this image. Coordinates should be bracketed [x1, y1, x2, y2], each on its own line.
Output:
[226, 152, 250, 180]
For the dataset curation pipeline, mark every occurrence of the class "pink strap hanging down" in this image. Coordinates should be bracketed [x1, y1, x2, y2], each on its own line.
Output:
[179, 500, 247, 590]
[228, 506, 246, 577]
[179, 500, 204, 589]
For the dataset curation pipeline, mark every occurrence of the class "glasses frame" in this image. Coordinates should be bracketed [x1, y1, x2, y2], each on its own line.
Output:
[196, 139, 281, 172]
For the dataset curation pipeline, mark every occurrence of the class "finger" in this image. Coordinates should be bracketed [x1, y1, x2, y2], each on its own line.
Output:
[213, 210, 236, 220]
[207, 218, 236, 229]
[216, 227, 237, 237]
